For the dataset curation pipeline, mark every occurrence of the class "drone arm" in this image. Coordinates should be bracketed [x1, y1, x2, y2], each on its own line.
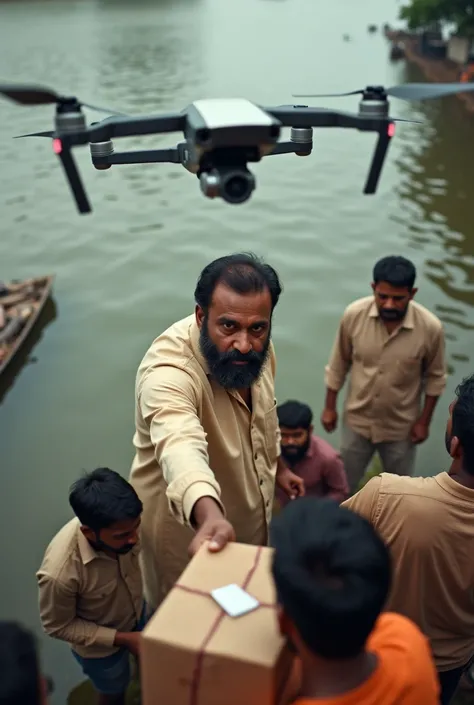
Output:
[54, 142, 91, 214]
[265, 106, 390, 133]
[264, 106, 364, 130]
[268, 141, 312, 156]
[86, 113, 186, 142]
[94, 147, 183, 167]
[363, 125, 394, 195]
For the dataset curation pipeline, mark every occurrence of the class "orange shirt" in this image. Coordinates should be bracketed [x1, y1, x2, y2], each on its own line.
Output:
[292, 613, 440, 705]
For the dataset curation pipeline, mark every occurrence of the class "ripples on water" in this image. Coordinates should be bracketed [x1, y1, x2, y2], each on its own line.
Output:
[390, 61, 474, 372]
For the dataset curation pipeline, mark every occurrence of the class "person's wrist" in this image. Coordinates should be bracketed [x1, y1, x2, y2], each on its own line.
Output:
[191, 496, 224, 529]
[113, 632, 129, 648]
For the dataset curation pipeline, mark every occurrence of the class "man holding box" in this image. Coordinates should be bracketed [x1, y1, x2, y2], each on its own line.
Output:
[130, 253, 304, 609]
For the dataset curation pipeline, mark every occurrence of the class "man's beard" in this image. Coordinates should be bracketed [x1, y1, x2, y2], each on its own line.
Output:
[379, 306, 409, 322]
[281, 435, 311, 466]
[199, 317, 271, 389]
[90, 537, 136, 555]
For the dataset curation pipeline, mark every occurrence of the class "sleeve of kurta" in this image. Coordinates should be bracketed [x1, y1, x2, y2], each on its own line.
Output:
[138, 365, 224, 527]
[324, 309, 353, 392]
[424, 323, 447, 397]
[37, 572, 117, 648]
[340, 475, 382, 523]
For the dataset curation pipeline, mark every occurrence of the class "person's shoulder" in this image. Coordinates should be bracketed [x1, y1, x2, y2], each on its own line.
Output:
[342, 296, 374, 321]
[311, 435, 340, 461]
[136, 315, 205, 391]
[378, 471, 441, 498]
[369, 613, 434, 666]
[370, 613, 439, 699]
[38, 518, 81, 583]
[139, 315, 195, 367]
[410, 300, 444, 333]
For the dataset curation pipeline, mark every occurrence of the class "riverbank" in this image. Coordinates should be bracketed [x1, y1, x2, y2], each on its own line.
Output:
[385, 30, 474, 114]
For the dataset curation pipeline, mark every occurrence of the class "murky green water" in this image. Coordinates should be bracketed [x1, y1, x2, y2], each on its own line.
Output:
[1, 0, 474, 702]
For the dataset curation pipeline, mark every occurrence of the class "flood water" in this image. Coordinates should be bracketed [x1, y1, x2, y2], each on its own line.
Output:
[1, 0, 474, 702]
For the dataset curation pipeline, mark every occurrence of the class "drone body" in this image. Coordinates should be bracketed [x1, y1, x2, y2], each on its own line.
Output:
[2, 80, 474, 214]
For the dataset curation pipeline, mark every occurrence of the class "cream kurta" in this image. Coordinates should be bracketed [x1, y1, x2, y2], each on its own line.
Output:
[130, 315, 279, 608]
[325, 297, 446, 442]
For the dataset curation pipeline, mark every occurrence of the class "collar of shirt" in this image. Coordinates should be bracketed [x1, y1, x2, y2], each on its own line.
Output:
[368, 299, 415, 330]
[189, 317, 210, 376]
[76, 524, 141, 566]
[435, 472, 474, 502]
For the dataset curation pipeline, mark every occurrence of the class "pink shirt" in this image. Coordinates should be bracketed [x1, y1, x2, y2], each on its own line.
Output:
[277, 435, 349, 508]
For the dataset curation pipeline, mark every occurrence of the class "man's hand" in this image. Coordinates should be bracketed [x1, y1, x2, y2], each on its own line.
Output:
[410, 420, 429, 444]
[114, 631, 141, 657]
[188, 496, 236, 557]
[276, 467, 305, 500]
[321, 408, 338, 433]
[188, 518, 236, 557]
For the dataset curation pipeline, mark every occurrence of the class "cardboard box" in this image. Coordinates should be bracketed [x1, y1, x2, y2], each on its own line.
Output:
[141, 541, 295, 705]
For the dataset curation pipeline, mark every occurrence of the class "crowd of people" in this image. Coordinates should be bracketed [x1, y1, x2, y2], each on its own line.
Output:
[2, 252, 473, 705]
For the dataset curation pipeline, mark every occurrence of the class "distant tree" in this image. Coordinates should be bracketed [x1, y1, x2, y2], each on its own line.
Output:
[400, 0, 474, 36]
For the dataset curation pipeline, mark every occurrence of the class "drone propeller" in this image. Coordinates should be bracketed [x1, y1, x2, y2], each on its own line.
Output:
[0, 83, 125, 114]
[14, 130, 54, 138]
[293, 82, 474, 102]
[391, 117, 423, 124]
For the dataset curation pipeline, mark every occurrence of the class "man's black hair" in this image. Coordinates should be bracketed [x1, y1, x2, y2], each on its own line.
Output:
[372, 255, 416, 290]
[277, 401, 313, 430]
[271, 497, 391, 660]
[194, 252, 282, 312]
[0, 622, 42, 705]
[452, 374, 474, 476]
[69, 467, 143, 531]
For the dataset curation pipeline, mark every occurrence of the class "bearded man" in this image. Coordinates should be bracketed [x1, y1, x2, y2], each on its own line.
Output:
[321, 255, 446, 493]
[130, 253, 304, 609]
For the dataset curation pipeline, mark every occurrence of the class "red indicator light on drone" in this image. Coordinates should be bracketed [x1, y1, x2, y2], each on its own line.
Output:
[52, 138, 62, 155]
[387, 123, 396, 138]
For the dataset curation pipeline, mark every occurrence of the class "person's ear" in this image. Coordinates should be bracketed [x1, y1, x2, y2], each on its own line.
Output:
[449, 436, 461, 459]
[195, 305, 205, 329]
[80, 525, 95, 543]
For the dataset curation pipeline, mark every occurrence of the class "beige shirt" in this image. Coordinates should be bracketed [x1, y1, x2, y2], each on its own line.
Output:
[343, 472, 474, 671]
[130, 314, 279, 609]
[325, 296, 446, 442]
[36, 518, 143, 658]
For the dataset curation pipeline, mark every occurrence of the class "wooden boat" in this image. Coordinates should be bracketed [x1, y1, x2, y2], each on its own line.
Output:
[0, 275, 54, 377]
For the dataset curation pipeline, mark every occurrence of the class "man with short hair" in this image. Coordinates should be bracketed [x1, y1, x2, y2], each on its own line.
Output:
[321, 255, 446, 492]
[0, 621, 52, 705]
[37, 468, 145, 705]
[270, 497, 440, 704]
[130, 253, 304, 609]
[276, 400, 349, 508]
[342, 374, 474, 705]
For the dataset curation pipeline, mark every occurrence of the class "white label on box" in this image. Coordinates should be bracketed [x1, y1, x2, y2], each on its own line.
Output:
[211, 583, 260, 618]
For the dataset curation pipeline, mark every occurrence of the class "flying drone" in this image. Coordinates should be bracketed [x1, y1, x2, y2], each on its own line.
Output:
[1, 81, 474, 215]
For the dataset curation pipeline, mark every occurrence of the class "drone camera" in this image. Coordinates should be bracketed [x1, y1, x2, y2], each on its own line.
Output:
[199, 165, 256, 205]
